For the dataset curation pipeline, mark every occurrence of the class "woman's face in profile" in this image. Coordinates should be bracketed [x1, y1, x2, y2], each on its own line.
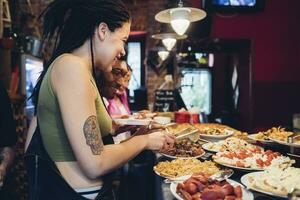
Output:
[96, 22, 131, 72]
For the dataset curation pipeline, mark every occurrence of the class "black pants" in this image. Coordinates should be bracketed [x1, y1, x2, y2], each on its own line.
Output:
[25, 124, 115, 200]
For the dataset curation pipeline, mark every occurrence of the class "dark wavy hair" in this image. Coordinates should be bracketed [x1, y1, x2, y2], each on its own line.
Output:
[32, 0, 131, 110]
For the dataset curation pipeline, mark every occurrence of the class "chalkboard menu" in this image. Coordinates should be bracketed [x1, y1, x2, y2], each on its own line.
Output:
[154, 90, 175, 112]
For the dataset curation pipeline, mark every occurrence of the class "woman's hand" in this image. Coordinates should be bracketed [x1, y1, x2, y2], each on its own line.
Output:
[144, 131, 175, 151]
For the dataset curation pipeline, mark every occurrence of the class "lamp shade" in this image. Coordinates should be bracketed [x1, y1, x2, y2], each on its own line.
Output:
[155, 7, 206, 35]
[152, 33, 187, 51]
[171, 18, 190, 35]
[162, 38, 177, 51]
[158, 50, 169, 61]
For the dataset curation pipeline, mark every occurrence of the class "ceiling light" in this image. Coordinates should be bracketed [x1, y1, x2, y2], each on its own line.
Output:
[162, 38, 176, 51]
[152, 33, 187, 51]
[155, 0, 206, 35]
[158, 50, 169, 61]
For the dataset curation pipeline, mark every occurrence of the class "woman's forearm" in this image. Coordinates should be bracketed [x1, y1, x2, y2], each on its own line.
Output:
[82, 135, 147, 179]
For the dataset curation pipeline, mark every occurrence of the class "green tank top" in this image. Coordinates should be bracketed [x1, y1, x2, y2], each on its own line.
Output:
[37, 54, 112, 162]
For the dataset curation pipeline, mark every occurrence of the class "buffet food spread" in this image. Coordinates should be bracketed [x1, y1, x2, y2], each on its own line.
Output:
[143, 113, 300, 200]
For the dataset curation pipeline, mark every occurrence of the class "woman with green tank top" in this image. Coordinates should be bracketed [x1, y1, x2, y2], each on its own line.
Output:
[24, 0, 175, 199]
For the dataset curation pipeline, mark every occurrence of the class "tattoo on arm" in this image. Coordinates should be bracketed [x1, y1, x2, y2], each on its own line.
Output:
[83, 115, 104, 155]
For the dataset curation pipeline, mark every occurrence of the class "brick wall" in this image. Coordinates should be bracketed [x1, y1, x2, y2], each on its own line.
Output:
[126, 0, 168, 105]
[14, 0, 169, 105]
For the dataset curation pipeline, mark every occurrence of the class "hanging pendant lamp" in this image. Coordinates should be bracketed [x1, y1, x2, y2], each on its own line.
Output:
[155, 0, 206, 36]
[152, 33, 187, 51]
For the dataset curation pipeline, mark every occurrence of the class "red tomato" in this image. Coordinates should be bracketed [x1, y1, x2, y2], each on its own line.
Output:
[236, 161, 245, 168]
[265, 150, 273, 155]
[240, 154, 248, 159]
[267, 154, 274, 160]
[224, 154, 234, 159]
[240, 150, 247, 155]
[254, 147, 262, 153]
[256, 158, 264, 167]
[233, 152, 238, 158]
[264, 160, 271, 166]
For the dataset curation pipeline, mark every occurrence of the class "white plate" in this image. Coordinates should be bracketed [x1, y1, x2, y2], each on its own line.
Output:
[213, 158, 264, 171]
[269, 137, 300, 148]
[241, 172, 287, 198]
[153, 169, 191, 182]
[113, 118, 152, 126]
[248, 134, 275, 144]
[199, 132, 234, 142]
[159, 151, 205, 160]
[170, 179, 254, 200]
[202, 143, 219, 153]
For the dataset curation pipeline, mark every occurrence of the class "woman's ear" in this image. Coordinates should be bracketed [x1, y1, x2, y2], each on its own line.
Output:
[97, 22, 109, 41]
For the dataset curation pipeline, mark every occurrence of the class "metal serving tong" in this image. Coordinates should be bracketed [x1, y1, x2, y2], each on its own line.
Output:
[208, 169, 234, 182]
[174, 129, 203, 143]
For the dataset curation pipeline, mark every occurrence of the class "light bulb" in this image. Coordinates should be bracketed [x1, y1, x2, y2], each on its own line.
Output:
[170, 8, 191, 35]
[158, 51, 169, 61]
[162, 38, 177, 51]
[171, 19, 190, 35]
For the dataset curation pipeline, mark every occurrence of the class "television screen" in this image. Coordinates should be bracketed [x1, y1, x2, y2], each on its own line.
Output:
[179, 68, 212, 114]
[20, 54, 43, 119]
[25, 57, 43, 108]
[205, 0, 264, 13]
[212, 0, 256, 6]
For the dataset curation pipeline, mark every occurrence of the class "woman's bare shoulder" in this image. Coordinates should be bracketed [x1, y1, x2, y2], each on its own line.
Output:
[50, 54, 92, 94]
[52, 54, 88, 76]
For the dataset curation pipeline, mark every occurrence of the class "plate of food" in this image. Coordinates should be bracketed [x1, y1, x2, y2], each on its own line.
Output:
[202, 137, 263, 153]
[213, 149, 295, 171]
[213, 159, 265, 171]
[269, 135, 300, 148]
[241, 167, 300, 198]
[252, 126, 294, 144]
[153, 159, 223, 181]
[193, 123, 243, 142]
[112, 114, 152, 126]
[202, 143, 219, 153]
[159, 139, 205, 159]
[171, 173, 253, 200]
[133, 110, 157, 119]
[247, 134, 276, 144]
[199, 132, 234, 142]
